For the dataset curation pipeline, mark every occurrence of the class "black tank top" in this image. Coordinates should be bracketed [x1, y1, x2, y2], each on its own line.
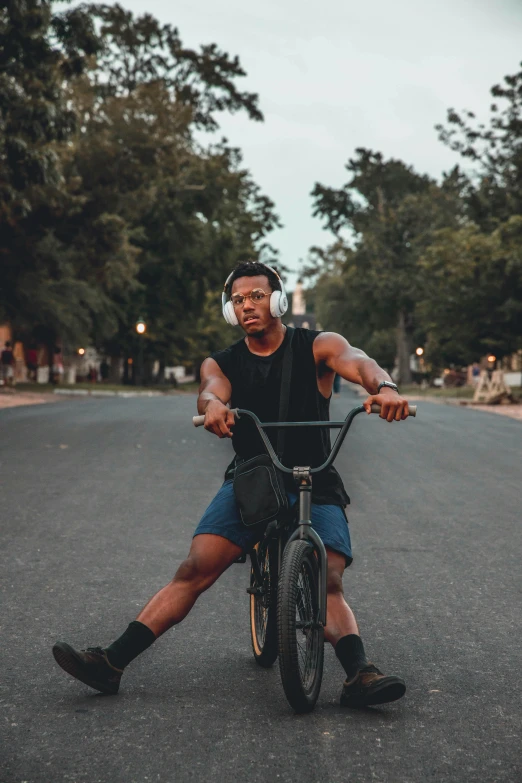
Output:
[211, 327, 350, 506]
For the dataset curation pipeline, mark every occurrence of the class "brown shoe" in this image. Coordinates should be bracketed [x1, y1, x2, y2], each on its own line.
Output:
[52, 642, 123, 694]
[340, 663, 406, 707]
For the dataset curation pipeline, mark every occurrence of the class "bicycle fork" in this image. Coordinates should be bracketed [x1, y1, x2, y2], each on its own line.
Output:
[286, 467, 328, 629]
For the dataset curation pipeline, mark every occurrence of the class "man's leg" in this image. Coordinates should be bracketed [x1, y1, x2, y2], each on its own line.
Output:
[135, 534, 242, 637]
[52, 534, 242, 692]
[324, 547, 360, 645]
[323, 547, 406, 707]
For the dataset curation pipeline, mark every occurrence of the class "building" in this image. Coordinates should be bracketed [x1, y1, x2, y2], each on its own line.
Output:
[286, 280, 318, 330]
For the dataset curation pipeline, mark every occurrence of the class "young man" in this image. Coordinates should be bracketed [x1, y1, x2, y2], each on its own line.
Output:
[53, 261, 410, 707]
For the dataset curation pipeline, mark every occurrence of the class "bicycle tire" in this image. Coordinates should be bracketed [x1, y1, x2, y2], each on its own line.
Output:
[249, 538, 278, 668]
[277, 539, 324, 712]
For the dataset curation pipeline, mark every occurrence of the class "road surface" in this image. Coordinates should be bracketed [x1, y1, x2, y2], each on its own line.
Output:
[1, 389, 520, 782]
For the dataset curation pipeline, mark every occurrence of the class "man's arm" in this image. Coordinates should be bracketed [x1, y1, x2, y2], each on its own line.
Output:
[314, 332, 410, 422]
[197, 358, 236, 438]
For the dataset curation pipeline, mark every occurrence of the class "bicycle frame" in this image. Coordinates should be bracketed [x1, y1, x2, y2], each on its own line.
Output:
[238, 404, 373, 628]
[194, 402, 416, 629]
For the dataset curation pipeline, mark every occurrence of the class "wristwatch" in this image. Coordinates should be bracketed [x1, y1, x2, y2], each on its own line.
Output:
[377, 381, 399, 394]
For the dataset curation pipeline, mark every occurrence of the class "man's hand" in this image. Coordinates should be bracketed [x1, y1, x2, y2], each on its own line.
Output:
[204, 400, 236, 438]
[363, 390, 410, 422]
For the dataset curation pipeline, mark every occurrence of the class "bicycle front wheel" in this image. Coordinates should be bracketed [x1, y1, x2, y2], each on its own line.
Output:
[277, 539, 324, 712]
[250, 538, 278, 668]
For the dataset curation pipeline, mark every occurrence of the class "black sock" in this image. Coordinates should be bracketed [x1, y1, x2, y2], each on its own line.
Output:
[105, 621, 156, 669]
[335, 634, 368, 681]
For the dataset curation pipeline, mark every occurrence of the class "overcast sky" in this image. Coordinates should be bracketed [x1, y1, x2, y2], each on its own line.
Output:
[106, 0, 521, 288]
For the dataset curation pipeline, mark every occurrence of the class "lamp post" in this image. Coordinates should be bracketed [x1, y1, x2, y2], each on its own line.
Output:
[135, 319, 147, 386]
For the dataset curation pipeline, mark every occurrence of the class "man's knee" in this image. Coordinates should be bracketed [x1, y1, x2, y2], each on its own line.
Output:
[326, 549, 346, 595]
[173, 555, 216, 595]
[327, 568, 344, 595]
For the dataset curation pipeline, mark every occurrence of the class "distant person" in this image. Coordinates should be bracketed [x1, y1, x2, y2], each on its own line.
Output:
[472, 363, 480, 386]
[100, 359, 109, 382]
[333, 373, 341, 396]
[1, 341, 15, 387]
[51, 347, 64, 385]
[26, 343, 38, 382]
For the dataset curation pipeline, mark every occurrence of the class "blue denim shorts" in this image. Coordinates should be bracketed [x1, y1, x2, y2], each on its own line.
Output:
[194, 480, 353, 565]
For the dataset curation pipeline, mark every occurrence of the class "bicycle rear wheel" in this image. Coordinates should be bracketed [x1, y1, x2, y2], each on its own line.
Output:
[277, 539, 324, 712]
[249, 538, 278, 668]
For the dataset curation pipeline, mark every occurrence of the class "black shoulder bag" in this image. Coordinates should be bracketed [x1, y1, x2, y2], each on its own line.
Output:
[233, 328, 294, 528]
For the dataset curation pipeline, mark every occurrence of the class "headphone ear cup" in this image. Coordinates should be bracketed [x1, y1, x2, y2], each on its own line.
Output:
[223, 300, 239, 326]
[270, 291, 288, 318]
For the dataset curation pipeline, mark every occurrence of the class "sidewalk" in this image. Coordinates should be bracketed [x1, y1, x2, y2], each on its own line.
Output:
[404, 394, 522, 421]
[0, 391, 60, 409]
[346, 383, 522, 422]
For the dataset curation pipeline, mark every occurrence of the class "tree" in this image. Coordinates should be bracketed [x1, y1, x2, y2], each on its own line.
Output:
[65, 60, 280, 371]
[0, 1, 138, 348]
[311, 149, 460, 382]
[86, 3, 263, 130]
[417, 217, 522, 365]
[437, 62, 522, 230]
[430, 62, 522, 361]
[0, 1, 280, 371]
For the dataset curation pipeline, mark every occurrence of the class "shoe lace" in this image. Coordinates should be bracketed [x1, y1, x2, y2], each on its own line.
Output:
[85, 646, 106, 655]
[360, 663, 383, 676]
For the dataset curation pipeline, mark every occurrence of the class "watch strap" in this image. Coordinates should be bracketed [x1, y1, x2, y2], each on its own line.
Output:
[377, 381, 399, 394]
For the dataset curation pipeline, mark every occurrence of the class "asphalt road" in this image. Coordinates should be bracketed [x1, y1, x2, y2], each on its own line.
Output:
[1, 389, 520, 783]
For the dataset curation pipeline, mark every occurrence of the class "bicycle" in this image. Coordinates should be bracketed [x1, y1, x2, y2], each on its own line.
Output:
[193, 402, 417, 712]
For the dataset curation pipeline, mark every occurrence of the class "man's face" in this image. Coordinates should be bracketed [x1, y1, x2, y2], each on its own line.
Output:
[230, 275, 274, 335]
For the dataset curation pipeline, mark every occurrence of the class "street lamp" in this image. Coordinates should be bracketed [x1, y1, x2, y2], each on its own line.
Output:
[135, 319, 147, 385]
[487, 354, 496, 365]
[415, 347, 424, 356]
[78, 348, 85, 356]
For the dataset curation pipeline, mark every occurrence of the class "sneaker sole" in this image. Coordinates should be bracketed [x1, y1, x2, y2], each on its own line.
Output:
[341, 677, 406, 708]
[52, 642, 119, 695]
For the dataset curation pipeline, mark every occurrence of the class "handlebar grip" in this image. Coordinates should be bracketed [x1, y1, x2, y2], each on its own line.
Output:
[370, 403, 416, 417]
[193, 415, 206, 427]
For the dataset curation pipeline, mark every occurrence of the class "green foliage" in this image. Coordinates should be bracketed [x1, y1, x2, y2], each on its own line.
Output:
[418, 217, 522, 365]
[0, 1, 279, 367]
[437, 62, 522, 229]
[310, 149, 460, 382]
[309, 63, 522, 376]
[86, 3, 263, 130]
[186, 290, 238, 374]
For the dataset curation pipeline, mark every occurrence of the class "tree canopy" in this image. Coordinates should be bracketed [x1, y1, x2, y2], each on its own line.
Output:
[308, 64, 522, 379]
[0, 0, 280, 372]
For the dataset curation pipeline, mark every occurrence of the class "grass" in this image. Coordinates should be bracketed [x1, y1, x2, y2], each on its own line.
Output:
[400, 384, 522, 400]
[400, 385, 475, 399]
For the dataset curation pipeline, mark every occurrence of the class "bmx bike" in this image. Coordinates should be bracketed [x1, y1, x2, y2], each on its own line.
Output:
[193, 402, 416, 712]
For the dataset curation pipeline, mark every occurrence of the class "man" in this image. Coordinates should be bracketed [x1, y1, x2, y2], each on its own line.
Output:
[1, 341, 15, 387]
[53, 261, 410, 707]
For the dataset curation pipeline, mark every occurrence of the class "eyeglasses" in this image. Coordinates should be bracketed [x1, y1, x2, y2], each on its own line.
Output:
[230, 288, 268, 307]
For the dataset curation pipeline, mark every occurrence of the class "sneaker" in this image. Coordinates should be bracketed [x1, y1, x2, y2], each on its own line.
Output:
[340, 663, 406, 707]
[52, 642, 123, 694]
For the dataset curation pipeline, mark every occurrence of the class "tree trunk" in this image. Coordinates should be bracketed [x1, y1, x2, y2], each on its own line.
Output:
[396, 310, 413, 385]
[108, 356, 122, 384]
[156, 359, 165, 385]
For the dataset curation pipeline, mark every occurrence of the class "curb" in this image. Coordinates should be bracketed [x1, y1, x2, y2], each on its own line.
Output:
[53, 389, 164, 398]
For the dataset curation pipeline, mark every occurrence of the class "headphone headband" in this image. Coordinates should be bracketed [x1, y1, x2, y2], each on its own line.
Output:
[223, 262, 285, 295]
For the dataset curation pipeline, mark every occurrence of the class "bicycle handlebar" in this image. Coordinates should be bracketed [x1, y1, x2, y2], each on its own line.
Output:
[192, 403, 417, 475]
[192, 403, 416, 428]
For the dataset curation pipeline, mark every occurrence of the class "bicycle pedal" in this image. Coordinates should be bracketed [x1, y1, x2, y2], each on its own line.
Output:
[246, 586, 265, 596]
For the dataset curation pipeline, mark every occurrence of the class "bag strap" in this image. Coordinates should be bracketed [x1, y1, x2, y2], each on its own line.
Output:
[276, 326, 294, 459]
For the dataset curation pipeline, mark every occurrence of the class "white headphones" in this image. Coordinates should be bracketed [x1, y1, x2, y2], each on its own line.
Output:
[222, 263, 288, 326]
